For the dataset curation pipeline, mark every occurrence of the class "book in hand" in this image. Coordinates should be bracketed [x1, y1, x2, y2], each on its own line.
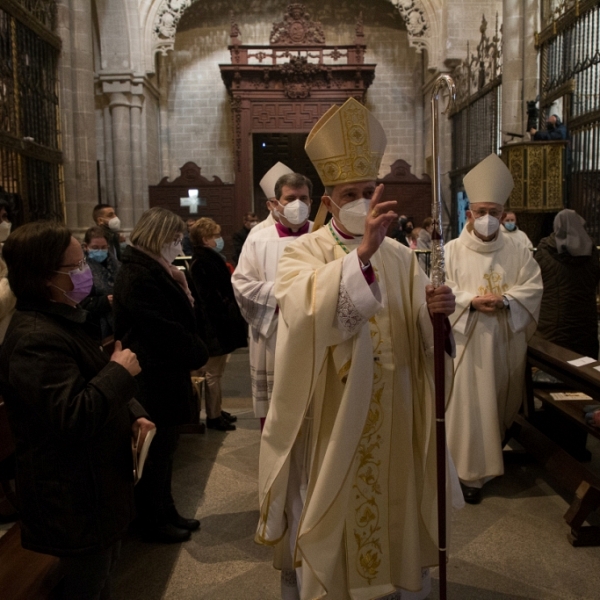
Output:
[132, 426, 156, 485]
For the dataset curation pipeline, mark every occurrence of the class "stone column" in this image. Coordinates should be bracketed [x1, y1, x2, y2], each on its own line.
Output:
[109, 93, 134, 228]
[102, 98, 115, 205]
[523, 0, 540, 114]
[414, 59, 424, 178]
[158, 53, 172, 178]
[130, 94, 145, 223]
[502, 0, 525, 138]
[56, 0, 98, 230]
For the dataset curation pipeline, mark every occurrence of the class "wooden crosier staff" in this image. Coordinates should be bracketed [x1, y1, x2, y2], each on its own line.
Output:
[430, 73, 455, 600]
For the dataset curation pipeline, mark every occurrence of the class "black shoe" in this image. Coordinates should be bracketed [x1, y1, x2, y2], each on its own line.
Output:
[168, 509, 201, 532]
[221, 410, 237, 423]
[462, 485, 482, 505]
[207, 416, 236, 431]
[142, 523, 191, 544]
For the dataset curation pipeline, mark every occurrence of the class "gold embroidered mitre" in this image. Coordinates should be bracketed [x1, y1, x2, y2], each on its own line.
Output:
[463, 153, 514, 206]
[305, 98, 387, 187]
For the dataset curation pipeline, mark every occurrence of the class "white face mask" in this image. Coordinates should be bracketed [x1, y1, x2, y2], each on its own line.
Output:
[473, 214, 500, 238]
[277, 199, 310, 226]
[332, 198, 370, 236]
[108, 216, 121, 232]
[0, 221, 11, 242]
[161, 240, 182, 264]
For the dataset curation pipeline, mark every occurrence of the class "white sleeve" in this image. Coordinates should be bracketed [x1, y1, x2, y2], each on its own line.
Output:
[504, 295, 534, 334]
[336, 250, 383, 335]
[232, 240, 278, 338]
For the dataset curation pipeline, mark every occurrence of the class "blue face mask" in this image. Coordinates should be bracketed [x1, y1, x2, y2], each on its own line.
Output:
[88, 249, 108, 262]
[504, 222, 516, 232]
[213, 237, 225, 253]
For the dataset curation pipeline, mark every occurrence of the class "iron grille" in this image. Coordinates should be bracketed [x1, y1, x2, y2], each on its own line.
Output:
[448, 15, 503, 238]
[538, 0, 600, 243]
[0, 1, 62, 224]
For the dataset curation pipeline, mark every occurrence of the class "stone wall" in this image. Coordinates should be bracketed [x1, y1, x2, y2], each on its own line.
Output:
[167, 21, 422, 191]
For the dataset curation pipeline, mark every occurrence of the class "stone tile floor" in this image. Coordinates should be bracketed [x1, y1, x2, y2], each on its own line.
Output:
[4, 349, 600, 599]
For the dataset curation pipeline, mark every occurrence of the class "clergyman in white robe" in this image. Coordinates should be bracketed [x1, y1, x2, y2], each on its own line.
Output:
[444, 224, 542, 488]
[232, 221, 312, 418]
[257, 220, 463, 600]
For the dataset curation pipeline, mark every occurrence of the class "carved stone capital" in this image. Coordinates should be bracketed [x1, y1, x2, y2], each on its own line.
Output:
[153, 0, 192, 56]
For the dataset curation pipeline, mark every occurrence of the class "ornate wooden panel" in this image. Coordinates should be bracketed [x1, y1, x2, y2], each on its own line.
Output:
[501, 141, 567, 212]
[377, 159, 432, 228]
[219, 4, 376, 226]
[148, 162, 236, 259]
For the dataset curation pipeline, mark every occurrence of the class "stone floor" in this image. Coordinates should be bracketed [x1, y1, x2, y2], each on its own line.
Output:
[4, 348, 600, 599]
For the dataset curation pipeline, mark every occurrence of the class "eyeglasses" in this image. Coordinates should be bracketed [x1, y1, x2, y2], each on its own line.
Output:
[58, 257, 87, 271]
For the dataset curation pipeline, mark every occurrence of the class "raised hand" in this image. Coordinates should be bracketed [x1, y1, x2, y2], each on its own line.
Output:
[357, 184, 398, 264]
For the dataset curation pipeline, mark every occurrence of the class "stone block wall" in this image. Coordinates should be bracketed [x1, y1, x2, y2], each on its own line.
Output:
[168, 21, 422, 195]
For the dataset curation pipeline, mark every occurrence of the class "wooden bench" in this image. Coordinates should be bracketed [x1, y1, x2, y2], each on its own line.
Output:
[0, 400, 63, 599]
[0, 523, 63, 600]
[512, 333, 600, 546]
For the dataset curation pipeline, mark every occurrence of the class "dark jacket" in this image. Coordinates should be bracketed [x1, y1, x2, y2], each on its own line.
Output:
[80, 251, 120, 338]
[0, 302, 145, 557]
[102, 225, 122, 261]
[533, 123, 568, 141]
[535, 234, 600, 357]
[188, 246, 248, 357]
[113, 246, 208, 426]
[232, 226, 250, 263]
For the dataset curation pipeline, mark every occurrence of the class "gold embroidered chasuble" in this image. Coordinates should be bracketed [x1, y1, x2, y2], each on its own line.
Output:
[256, 227, 458, 599]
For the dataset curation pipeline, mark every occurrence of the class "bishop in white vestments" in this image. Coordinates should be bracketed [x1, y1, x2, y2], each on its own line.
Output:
[444, 154, 543, 504]
[232, 172, 313, 422]
[256, 98, 462, 600]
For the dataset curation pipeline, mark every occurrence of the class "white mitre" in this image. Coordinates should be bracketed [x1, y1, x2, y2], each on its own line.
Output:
[259, 162, 293, 199]
[464, 153, 514, 206]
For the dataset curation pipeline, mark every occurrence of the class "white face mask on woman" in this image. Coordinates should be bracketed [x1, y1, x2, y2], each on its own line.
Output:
[473, 214, 500, 238]
[0, 221, 11, 242]
[161, 239, 182, 264]
[331, 197, 370, 236]
[277, 199, 310, 225]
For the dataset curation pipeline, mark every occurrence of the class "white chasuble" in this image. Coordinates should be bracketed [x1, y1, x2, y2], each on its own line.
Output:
[444, 226, 543, 485]
[256, 225, 461, 600]
[232, 223, 312, 418]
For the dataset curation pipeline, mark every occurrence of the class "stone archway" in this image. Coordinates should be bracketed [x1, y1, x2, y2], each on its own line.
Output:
[146, 0, 442, 71]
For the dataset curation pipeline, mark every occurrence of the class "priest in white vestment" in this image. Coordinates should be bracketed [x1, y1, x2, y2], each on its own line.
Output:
[232, 172, 313, 423]
[501, 211, 533, 249]
[249, 162, 294, 238]
[256, 98, 462, 600]
[444, 154, 543, 505]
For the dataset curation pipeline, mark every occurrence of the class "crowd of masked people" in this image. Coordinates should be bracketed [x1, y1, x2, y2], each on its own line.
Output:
[0, 176, 598, 598]
[0, 198, 249, 598]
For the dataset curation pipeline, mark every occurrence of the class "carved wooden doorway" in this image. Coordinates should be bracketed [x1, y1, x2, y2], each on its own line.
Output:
[252, 132, 323, 220]
[220, 4, 376, 225]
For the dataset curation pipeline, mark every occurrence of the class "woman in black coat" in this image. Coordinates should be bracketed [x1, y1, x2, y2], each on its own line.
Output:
[535, 209, 600, 358]
[188, 218, 248, 431]
[113, 207, 208, 544]
[0, 221, 151, 599]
